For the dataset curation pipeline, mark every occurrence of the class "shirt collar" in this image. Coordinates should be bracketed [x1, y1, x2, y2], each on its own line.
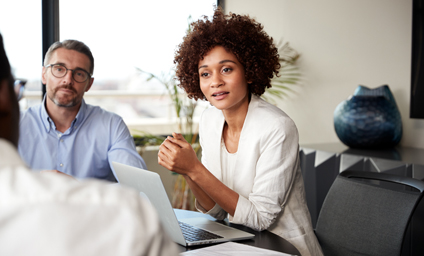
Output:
[40, 96, 87, 133]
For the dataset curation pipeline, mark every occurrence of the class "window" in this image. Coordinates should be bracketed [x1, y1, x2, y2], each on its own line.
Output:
[1, 0, 216, 135]
[59, 0, 216, 134]
[0, 1, 43, 109]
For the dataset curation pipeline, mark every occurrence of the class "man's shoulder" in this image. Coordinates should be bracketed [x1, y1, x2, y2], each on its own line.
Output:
[79, 103, 132, 140]
[85, 103, 118, 116]
[20, 103, 42, 119]
[84, 103, 123, 121]
[82, 104, 127, 131]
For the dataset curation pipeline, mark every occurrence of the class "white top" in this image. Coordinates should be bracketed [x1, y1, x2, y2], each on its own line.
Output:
[221, 138, 237, 190]
[197, 95, 323, 256]
[0, 139, 178, 256]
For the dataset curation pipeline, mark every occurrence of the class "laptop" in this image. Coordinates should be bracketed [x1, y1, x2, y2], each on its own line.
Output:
[112, 162, 255, 246]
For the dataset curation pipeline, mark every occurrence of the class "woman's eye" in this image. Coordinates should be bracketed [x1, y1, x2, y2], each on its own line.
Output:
[201, 72, 209, 77]
[222, 68, 232, 73]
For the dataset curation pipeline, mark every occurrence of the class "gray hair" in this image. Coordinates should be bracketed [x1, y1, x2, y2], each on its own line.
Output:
[44, 39, 94, 75]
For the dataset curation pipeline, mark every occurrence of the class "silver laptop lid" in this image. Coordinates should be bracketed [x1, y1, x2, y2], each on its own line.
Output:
[112, 162, 255, 246]
[112, 161, 186, 245]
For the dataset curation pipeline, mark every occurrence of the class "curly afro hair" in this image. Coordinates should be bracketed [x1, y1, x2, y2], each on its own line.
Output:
[174, 8, 280, 100]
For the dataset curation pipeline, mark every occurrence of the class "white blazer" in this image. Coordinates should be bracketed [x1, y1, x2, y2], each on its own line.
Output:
[198, 95, 323, 256]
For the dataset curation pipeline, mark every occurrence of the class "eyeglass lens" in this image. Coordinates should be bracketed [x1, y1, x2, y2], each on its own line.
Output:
[50, 64, 89, 83]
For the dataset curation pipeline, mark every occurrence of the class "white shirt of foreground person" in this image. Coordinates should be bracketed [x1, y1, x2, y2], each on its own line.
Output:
[0, 139, 178, 256]
[197, 95, 323, 256]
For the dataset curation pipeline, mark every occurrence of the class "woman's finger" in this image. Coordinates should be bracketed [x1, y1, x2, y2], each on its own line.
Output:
[158, 147, 171, 161]
[159, 141, 176, 158]
[158, 157, 170, 170]
[158, 153, 178, 172]
[162, 138, 182, 152]
[167, 134, 190, 148]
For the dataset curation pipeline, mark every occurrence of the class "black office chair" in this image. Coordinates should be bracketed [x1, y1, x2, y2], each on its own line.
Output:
[315, 170, 424, 256]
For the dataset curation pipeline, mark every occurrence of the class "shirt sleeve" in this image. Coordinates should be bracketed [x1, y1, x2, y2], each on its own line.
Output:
[107, 117, 147, 181]
[195, 199, 228, 220]
[231, 117, 300, 231]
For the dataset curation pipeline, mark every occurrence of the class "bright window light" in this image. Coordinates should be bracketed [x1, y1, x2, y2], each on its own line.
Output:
[60, 0, 216, 133]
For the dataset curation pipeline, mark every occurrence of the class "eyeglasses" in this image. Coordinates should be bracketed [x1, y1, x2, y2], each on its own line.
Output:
[45, 64, 91, 83]
[14, 79, 26, 101]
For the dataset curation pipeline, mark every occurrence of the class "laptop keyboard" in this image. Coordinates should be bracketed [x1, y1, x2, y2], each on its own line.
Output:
[178, 221, 224, 242]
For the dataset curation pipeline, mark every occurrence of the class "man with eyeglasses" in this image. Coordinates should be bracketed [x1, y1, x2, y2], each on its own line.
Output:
[0, 34, 177, 255]
[18, 39, 147, 181]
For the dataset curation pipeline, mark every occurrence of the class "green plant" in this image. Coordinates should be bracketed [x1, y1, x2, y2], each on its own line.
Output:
[262, 40, 301, 104]
[136, 15, 199, 147]
[136, 37, 199, 210]
[132, 131, 166, 147]
[135, 68, 199, 146]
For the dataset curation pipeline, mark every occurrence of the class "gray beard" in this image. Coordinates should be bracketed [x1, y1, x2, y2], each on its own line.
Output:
[48, 94, 79, 108]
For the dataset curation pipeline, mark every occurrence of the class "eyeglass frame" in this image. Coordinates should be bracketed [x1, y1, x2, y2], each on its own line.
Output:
[44, 63, 92, 83]
[14, 79, 27, 101]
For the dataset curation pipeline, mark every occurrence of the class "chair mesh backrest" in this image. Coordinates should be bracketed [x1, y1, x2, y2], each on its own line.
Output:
[315, 175, 421, 256]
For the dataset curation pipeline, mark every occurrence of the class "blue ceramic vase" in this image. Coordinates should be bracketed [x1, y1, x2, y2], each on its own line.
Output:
[333, 85, 402, 149]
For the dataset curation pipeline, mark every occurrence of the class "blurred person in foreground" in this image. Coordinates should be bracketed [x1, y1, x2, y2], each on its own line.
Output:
[18, 39, 146, 181]
[0, 33, 177, 256]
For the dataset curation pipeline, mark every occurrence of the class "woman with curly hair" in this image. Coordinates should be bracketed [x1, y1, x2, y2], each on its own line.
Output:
[158, 8, 323, 256]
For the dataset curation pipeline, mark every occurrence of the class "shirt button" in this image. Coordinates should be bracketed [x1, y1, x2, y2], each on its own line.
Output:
[60, 163, 63, 167]
[60, 139, 64, 142]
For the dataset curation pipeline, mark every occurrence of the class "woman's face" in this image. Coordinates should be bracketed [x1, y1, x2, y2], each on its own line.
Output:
[198, 46, 249, 113]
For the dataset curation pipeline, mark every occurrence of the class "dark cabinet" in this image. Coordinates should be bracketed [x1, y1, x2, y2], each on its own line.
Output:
[300, 143, 424, 256]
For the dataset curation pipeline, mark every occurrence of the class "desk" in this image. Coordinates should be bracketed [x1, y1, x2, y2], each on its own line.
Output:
[174, 209, 300, 255]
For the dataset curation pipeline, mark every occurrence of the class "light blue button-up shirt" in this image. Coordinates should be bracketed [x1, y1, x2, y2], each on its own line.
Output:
[18, 97, 146, 182]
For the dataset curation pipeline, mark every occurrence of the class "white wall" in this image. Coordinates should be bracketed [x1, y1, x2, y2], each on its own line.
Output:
[223, 0, 424, 149]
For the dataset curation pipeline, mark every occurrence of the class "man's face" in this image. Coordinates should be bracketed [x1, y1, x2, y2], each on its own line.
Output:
[0, 78, 20, 147]
[42, 48, 93, 108]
